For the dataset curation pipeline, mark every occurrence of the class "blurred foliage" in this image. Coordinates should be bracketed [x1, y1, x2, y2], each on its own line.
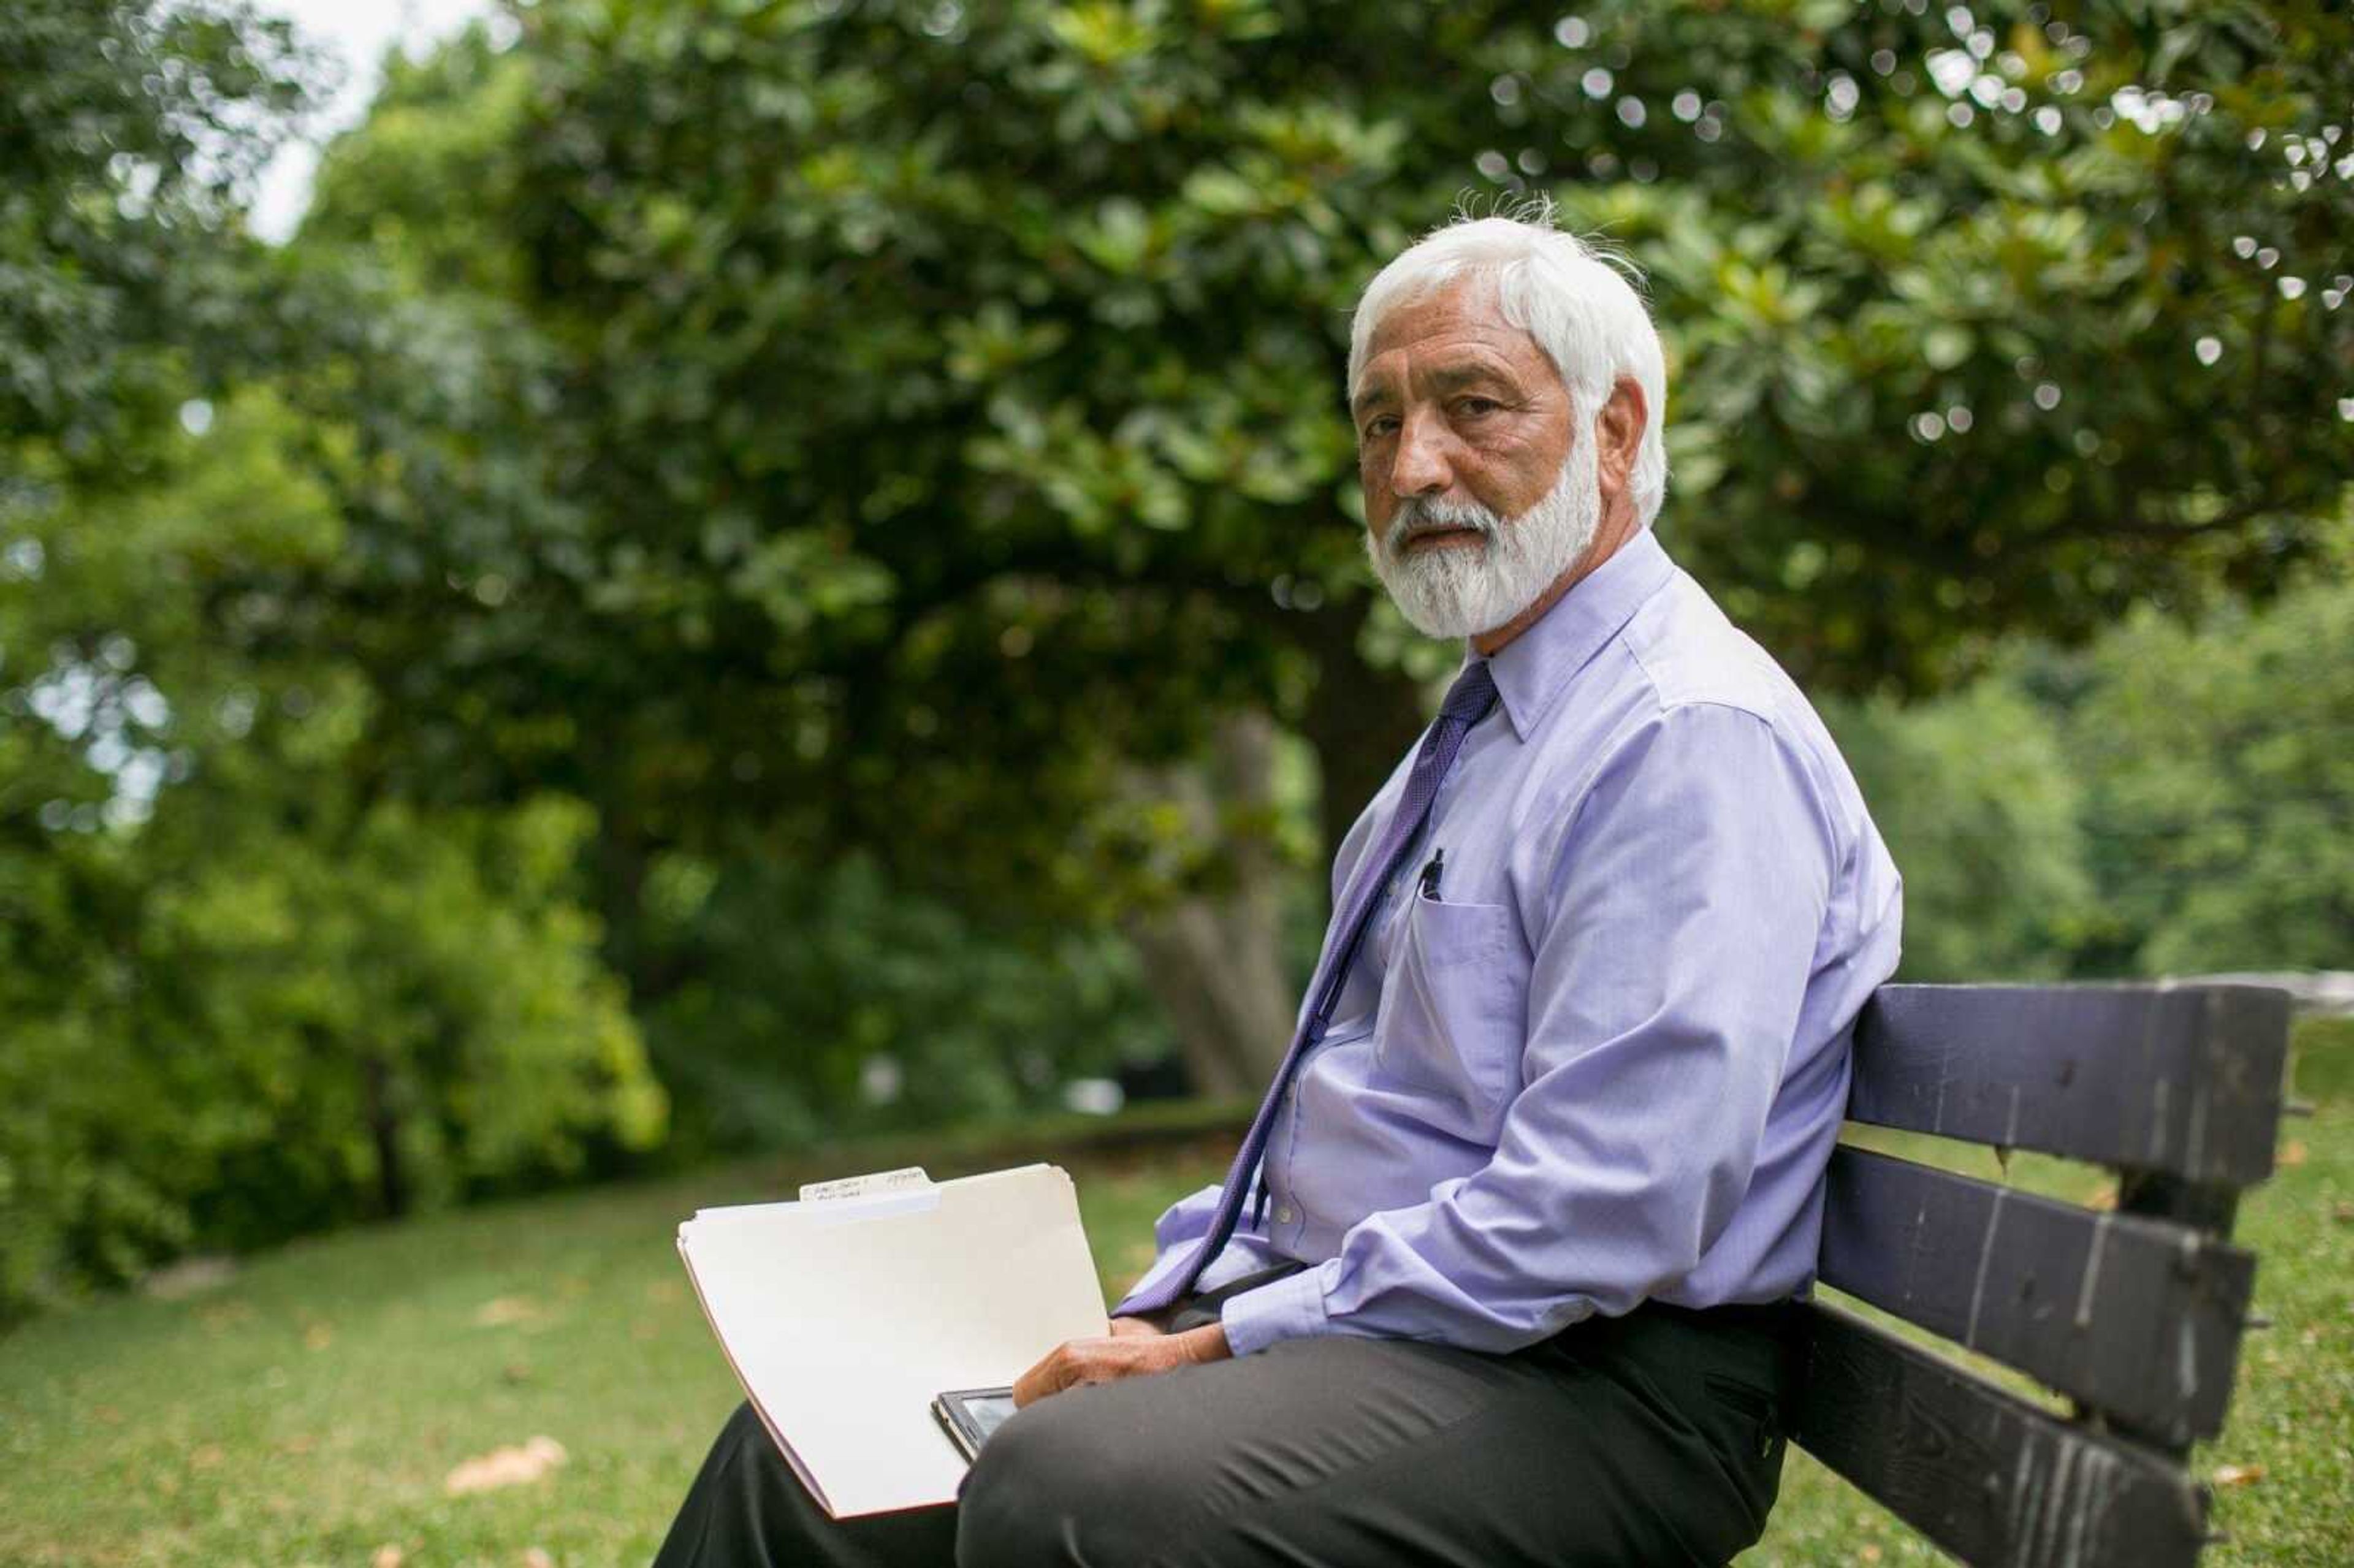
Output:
[0, 4, 666, 1320]
[0, 0, 312, 474]
[1826, 676, 2095, 981]
[1830, 542, 2352, 983]
[2, 0, 2350, 1319]
[1, 387, 665, 1320]
[276, 0, 2354, 914]
[272, 0, 2354, 1105]
[636, 849, 1165, 1151]
[2060, 567, 2354, 975]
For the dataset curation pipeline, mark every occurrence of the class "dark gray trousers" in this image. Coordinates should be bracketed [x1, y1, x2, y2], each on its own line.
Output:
[650, 1264, 1799, 1567]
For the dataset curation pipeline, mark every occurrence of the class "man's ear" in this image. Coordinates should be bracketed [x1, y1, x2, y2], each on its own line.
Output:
[1593, 376, 1648, 504]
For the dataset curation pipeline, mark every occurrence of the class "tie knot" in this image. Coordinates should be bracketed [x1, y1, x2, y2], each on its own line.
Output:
[1438, 660, 1499, 725]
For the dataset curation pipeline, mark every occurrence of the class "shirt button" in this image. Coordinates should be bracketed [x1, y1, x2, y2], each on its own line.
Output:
[1275, 1205, 1295, 1224]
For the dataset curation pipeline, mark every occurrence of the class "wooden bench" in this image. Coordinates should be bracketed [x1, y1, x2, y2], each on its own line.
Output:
[1789, 983, 2293, 1566]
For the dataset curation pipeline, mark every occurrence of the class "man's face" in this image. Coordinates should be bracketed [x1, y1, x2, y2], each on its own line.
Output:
[1353, 280, 1575, 534]
[1351, 280, 1590, 638]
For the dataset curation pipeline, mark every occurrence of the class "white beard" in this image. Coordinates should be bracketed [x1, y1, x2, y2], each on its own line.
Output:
[1365, 437, 1601, 640]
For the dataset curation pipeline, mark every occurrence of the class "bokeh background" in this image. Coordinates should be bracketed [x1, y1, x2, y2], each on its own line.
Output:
[2, 1, 2348, 1563]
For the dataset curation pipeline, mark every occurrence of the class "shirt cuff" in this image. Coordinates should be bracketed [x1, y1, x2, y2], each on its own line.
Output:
[1218, 1262, 1333, 1356]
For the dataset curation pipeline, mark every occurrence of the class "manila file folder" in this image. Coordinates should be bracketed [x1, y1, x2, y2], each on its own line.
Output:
[676, 1163, 1107, 1518]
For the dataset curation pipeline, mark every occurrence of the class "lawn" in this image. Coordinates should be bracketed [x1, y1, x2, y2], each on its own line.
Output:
[3, 1043, 2347, 1568]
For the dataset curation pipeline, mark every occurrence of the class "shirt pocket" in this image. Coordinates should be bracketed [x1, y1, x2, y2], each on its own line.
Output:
[1372, 892, 1526, 1133]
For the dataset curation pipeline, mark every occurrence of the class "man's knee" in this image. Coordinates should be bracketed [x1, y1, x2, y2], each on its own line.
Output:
[718, 1399, 767, 1451]
[955, 1390, 1165, 1568]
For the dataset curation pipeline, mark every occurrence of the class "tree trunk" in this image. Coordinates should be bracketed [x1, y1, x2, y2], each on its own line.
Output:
[1121, 711, 1300, 1097]
[1294, 598, 1428, 886]
[1121, 595, 1430, 1096]
[361, 1054, 408, 1220]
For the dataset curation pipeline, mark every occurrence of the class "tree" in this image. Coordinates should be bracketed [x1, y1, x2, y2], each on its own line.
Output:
[0, 0, 314, 476]
[1819, 527, 2352, 985]
[6, 0, 2347, 1311]
[634, 846, 1165, 1147]
[0, 4, 674, 1315]
[283, 0, 2344, 1082]
[1824, 679, 2094, 981]
[2062, 563, 2354, 976]
[0, 386, 668, 1322]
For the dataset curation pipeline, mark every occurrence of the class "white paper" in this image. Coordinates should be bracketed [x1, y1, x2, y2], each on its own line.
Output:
[677, 1162, 1108, 1518]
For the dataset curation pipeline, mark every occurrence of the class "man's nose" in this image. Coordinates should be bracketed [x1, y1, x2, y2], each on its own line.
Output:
[1387, 409, 1453, 500]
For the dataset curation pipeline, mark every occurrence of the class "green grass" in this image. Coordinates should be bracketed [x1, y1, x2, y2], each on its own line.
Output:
[4, 1047, 2348, 1568]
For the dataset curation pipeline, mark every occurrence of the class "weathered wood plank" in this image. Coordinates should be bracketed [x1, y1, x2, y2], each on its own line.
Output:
[1820, 1146, 2258, 1445]
[1791, 1303, 2209, 1568]
[1848, 984, 2291, 1186]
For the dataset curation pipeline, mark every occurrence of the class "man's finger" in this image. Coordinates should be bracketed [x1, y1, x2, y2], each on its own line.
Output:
[1011, 1342, 1072, 1407]
[1007, 1328, 1087, 1403]
[1010, 1328, 1206, 1409]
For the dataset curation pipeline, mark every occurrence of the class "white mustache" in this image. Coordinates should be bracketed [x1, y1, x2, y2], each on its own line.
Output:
[1385, 501, 1500, 556]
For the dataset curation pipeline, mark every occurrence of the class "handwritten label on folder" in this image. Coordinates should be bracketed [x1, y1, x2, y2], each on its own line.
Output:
[799, 1166, 933, 1204]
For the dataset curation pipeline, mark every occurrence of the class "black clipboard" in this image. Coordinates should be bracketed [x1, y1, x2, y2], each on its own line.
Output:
[931, 1385, 1019, 1464]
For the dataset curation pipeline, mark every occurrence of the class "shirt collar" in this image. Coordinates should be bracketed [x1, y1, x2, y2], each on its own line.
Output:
[1477, 528, 1677, 741]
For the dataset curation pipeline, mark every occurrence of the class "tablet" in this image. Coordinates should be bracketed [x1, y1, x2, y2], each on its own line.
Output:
[931, 1385, 1019, 1464]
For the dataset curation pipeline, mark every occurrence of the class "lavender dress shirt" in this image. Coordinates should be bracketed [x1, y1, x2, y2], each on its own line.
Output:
[1113, 528, 1904, 1356]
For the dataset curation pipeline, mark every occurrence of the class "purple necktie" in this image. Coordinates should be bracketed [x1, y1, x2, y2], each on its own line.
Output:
[1123, 658, 1500, 1316]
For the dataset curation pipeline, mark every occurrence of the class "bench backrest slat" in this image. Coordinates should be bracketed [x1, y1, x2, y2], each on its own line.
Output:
[1791, 1302, 2209, 1568]
[1848, 984, 2290, 1185]
[1819, 1146, 2257, 1445]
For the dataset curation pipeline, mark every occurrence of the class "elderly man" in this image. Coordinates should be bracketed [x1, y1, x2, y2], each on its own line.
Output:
[653, 207, 1902, 1568]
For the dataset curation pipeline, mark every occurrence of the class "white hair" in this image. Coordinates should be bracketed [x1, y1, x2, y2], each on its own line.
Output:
[1346, 200, 1669, 528]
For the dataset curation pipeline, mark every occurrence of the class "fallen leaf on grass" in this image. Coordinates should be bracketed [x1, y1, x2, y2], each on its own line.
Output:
[371, 1547, 405, 1568]
[522, 1550, 555, 1568]
[143, 1255, 238, 1300]
[473, 1296, 543, 1328]
[2211, 1463, 2264, 1488]
[2279, 1140, 2307, 1168]
[199, 1301, 256, 1332]
[2333, 1201, 2354, 1225]
[2084, 1181, 2119, 1212]
[303, 1322, 333, 1351]
[445, 1436, 567, 1496]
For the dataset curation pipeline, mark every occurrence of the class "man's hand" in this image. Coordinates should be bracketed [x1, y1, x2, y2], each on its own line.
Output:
[1012, 1320, 1231, 1406]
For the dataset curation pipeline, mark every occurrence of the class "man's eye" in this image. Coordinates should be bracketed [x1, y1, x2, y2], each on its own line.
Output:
[1456, 397, 1501, 417]
[1363, 416, 1400, 438]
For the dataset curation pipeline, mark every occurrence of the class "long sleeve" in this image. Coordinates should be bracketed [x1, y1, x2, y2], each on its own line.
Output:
[1111, 1180, 1285, 1317]
[1219, 701, 1840, 1356]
